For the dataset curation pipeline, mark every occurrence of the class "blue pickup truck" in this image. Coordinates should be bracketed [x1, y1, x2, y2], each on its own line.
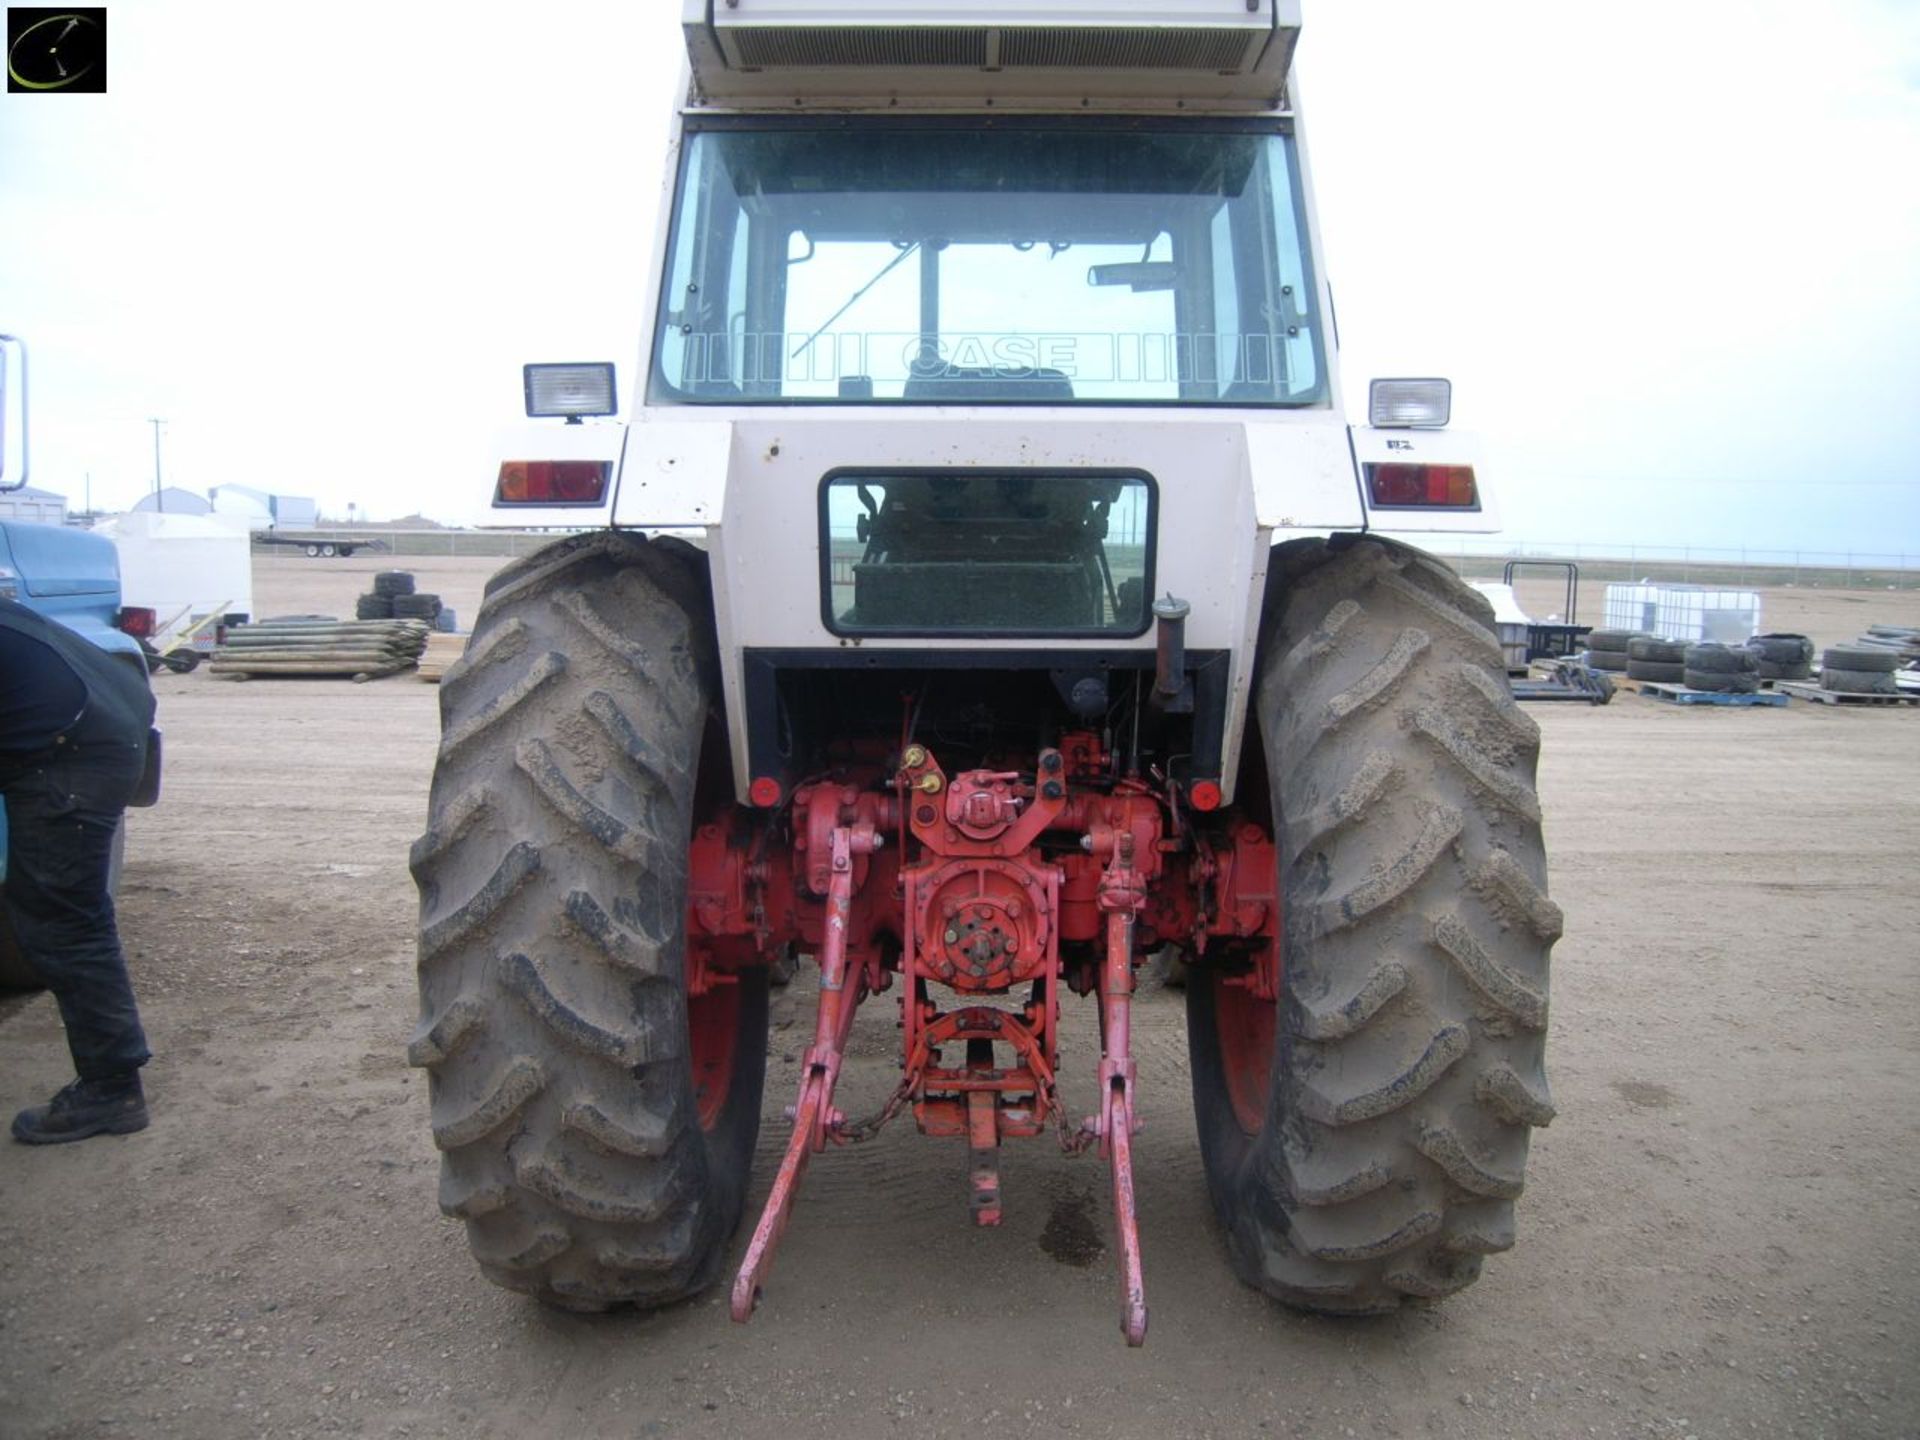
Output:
[1, 335, 162, 989]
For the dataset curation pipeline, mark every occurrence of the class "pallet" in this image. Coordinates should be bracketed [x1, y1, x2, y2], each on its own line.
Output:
[1775, 681, 1920, 708]
[1636, 681, 1787, 707]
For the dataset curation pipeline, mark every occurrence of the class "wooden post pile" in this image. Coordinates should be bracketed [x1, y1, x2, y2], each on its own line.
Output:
[211, 619, 431, 681]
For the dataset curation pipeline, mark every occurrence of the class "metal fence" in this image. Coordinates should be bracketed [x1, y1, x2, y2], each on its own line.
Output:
[258, 529, 600, 560]
[267, 529, 1920, 592]
[1374, 536, 1920, 592]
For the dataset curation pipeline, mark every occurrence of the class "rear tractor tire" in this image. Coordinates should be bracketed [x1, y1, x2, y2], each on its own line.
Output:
[1188, 536, 1559, 1313]
[409, 531, 768, 1310]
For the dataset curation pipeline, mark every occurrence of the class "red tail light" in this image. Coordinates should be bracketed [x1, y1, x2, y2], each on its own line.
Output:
[117, 606, 157, 639]
[495, 460, 611, 505]
[1365, 463, 1478, 509]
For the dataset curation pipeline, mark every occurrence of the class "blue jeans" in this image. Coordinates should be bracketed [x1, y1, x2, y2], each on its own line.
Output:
[3, 742, 151, 1082]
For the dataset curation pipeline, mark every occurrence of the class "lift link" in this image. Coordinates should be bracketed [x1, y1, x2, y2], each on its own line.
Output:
[730, 815, 879, 1322]
[1093, 829, 1150, 1346]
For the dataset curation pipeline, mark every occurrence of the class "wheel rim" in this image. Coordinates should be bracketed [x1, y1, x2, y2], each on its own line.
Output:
[1212, 971, 1276, 1136]
[687, 977, 742, 1131]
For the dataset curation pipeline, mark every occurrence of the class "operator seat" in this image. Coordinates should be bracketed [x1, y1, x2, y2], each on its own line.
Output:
[902, 366, 1074, 402]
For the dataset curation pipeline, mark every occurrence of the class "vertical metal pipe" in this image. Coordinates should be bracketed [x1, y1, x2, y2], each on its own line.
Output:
[918, 240, 941, 368]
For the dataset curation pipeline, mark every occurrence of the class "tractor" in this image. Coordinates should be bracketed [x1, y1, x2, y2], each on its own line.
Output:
[410, 0, 1557, 1344]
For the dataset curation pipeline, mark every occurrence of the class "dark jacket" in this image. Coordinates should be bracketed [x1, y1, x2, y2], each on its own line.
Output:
[0, 600, 155, 782]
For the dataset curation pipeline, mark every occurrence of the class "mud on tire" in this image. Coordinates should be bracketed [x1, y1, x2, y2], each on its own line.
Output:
[409, 531, 768, 1310]
[1188, 536, 1558, 1313]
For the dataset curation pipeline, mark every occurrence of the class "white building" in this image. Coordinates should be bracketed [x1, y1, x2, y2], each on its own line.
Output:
[0, 485, 68, 526]
[131, 486, 212, 516]
[210, 484, 320, 529]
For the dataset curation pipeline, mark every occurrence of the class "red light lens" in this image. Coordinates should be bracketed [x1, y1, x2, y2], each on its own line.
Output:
[495, 460, 610, 505]
[1190, 780, 1223, 812]
[117, 606, 156, 639]
[1365, 463, 1478, 509]
[748, 776, 783, 808]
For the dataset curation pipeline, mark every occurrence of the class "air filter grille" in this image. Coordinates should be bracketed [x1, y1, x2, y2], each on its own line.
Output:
[731, 26, 989, 68]
[998, 26, 1255, 72]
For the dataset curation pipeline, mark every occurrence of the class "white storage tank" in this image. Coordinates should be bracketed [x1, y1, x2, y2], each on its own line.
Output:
[1602, 583, 1760, 643]
[94, 510, 255, 637]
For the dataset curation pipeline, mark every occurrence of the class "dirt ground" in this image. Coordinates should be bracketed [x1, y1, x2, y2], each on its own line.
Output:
[3, 552, 1917, 1440]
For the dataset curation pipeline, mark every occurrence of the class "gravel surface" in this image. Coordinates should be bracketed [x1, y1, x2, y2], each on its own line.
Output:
[2, 555, 1917, 1440]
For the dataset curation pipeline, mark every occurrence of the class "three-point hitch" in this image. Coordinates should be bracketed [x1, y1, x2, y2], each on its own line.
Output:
[691, 734, 1279, 1345]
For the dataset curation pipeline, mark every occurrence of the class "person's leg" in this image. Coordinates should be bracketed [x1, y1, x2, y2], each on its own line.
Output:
[5, 752, 150, 1142]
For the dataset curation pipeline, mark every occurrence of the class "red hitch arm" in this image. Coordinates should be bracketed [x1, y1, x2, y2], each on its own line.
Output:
[1096, 834, 1149, 1347]
[730, 819, 873, 1322]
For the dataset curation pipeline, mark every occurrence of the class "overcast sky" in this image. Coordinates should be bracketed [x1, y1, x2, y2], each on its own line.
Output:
[3, 0, 1916, 557]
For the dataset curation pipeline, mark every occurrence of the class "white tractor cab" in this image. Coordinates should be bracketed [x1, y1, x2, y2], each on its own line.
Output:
[495, 1, 1494, 806]
[418, 2, 1552, 1341]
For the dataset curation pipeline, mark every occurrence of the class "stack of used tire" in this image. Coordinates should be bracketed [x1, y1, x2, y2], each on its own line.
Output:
[393, 590, 445, 624]
[1682, 642, 1760, 693]
[357, 570, 413, 620]
[1584, 628, 1644, 673]
[1743, 632, 1815, 683]
[1624, 635, 1686, 684]
[357, 570, 453, 631]
[1820, 644, 1901, 696]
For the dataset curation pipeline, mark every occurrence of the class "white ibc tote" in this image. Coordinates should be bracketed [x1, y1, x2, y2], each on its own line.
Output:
[1602, 583, 1761, 643]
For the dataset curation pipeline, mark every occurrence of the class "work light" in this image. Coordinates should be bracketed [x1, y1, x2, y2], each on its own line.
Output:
[1368, 377, 1451, 429]
[524, 363, 617, 421]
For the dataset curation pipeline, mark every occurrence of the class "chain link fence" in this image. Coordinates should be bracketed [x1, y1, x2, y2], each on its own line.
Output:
[1376, 536, 1919, 592]
[268, 528, 1920, 593]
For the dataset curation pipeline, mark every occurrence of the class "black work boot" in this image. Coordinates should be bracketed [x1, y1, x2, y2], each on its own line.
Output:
[11, 1075, 149, 1144]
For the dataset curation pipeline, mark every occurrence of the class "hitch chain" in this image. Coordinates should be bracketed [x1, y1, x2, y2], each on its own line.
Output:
[838, 1072, 1095, 1155]
[833, 1078, 913, 1145]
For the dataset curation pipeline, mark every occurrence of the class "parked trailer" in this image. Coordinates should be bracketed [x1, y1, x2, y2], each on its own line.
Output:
[251, 532, 385, 559]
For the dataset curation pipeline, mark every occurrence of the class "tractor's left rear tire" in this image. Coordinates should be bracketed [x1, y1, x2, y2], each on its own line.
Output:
[1188, 536, 1559, 1314]
[410, 531, 767, 1311]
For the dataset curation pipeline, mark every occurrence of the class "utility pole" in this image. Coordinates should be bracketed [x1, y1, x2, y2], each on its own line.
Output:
[148, 418, 166, 512]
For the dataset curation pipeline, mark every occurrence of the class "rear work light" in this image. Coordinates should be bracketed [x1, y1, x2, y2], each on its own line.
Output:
[524, 363, 617, 421]
[1364, 463, 1479, 509]
[1369, 377, 1452, 428]
[495, 460, 611, 506]
[116, 606, 157, 639]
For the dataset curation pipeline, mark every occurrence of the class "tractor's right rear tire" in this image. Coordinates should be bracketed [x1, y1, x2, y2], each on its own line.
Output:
[1189, 536, 1559, 1313]
[410, 531, 767, 1311]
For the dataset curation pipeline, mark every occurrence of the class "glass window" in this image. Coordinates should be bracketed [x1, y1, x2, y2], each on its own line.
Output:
[652, 123, 1324, 407]
[822, 472, 1153, 636]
